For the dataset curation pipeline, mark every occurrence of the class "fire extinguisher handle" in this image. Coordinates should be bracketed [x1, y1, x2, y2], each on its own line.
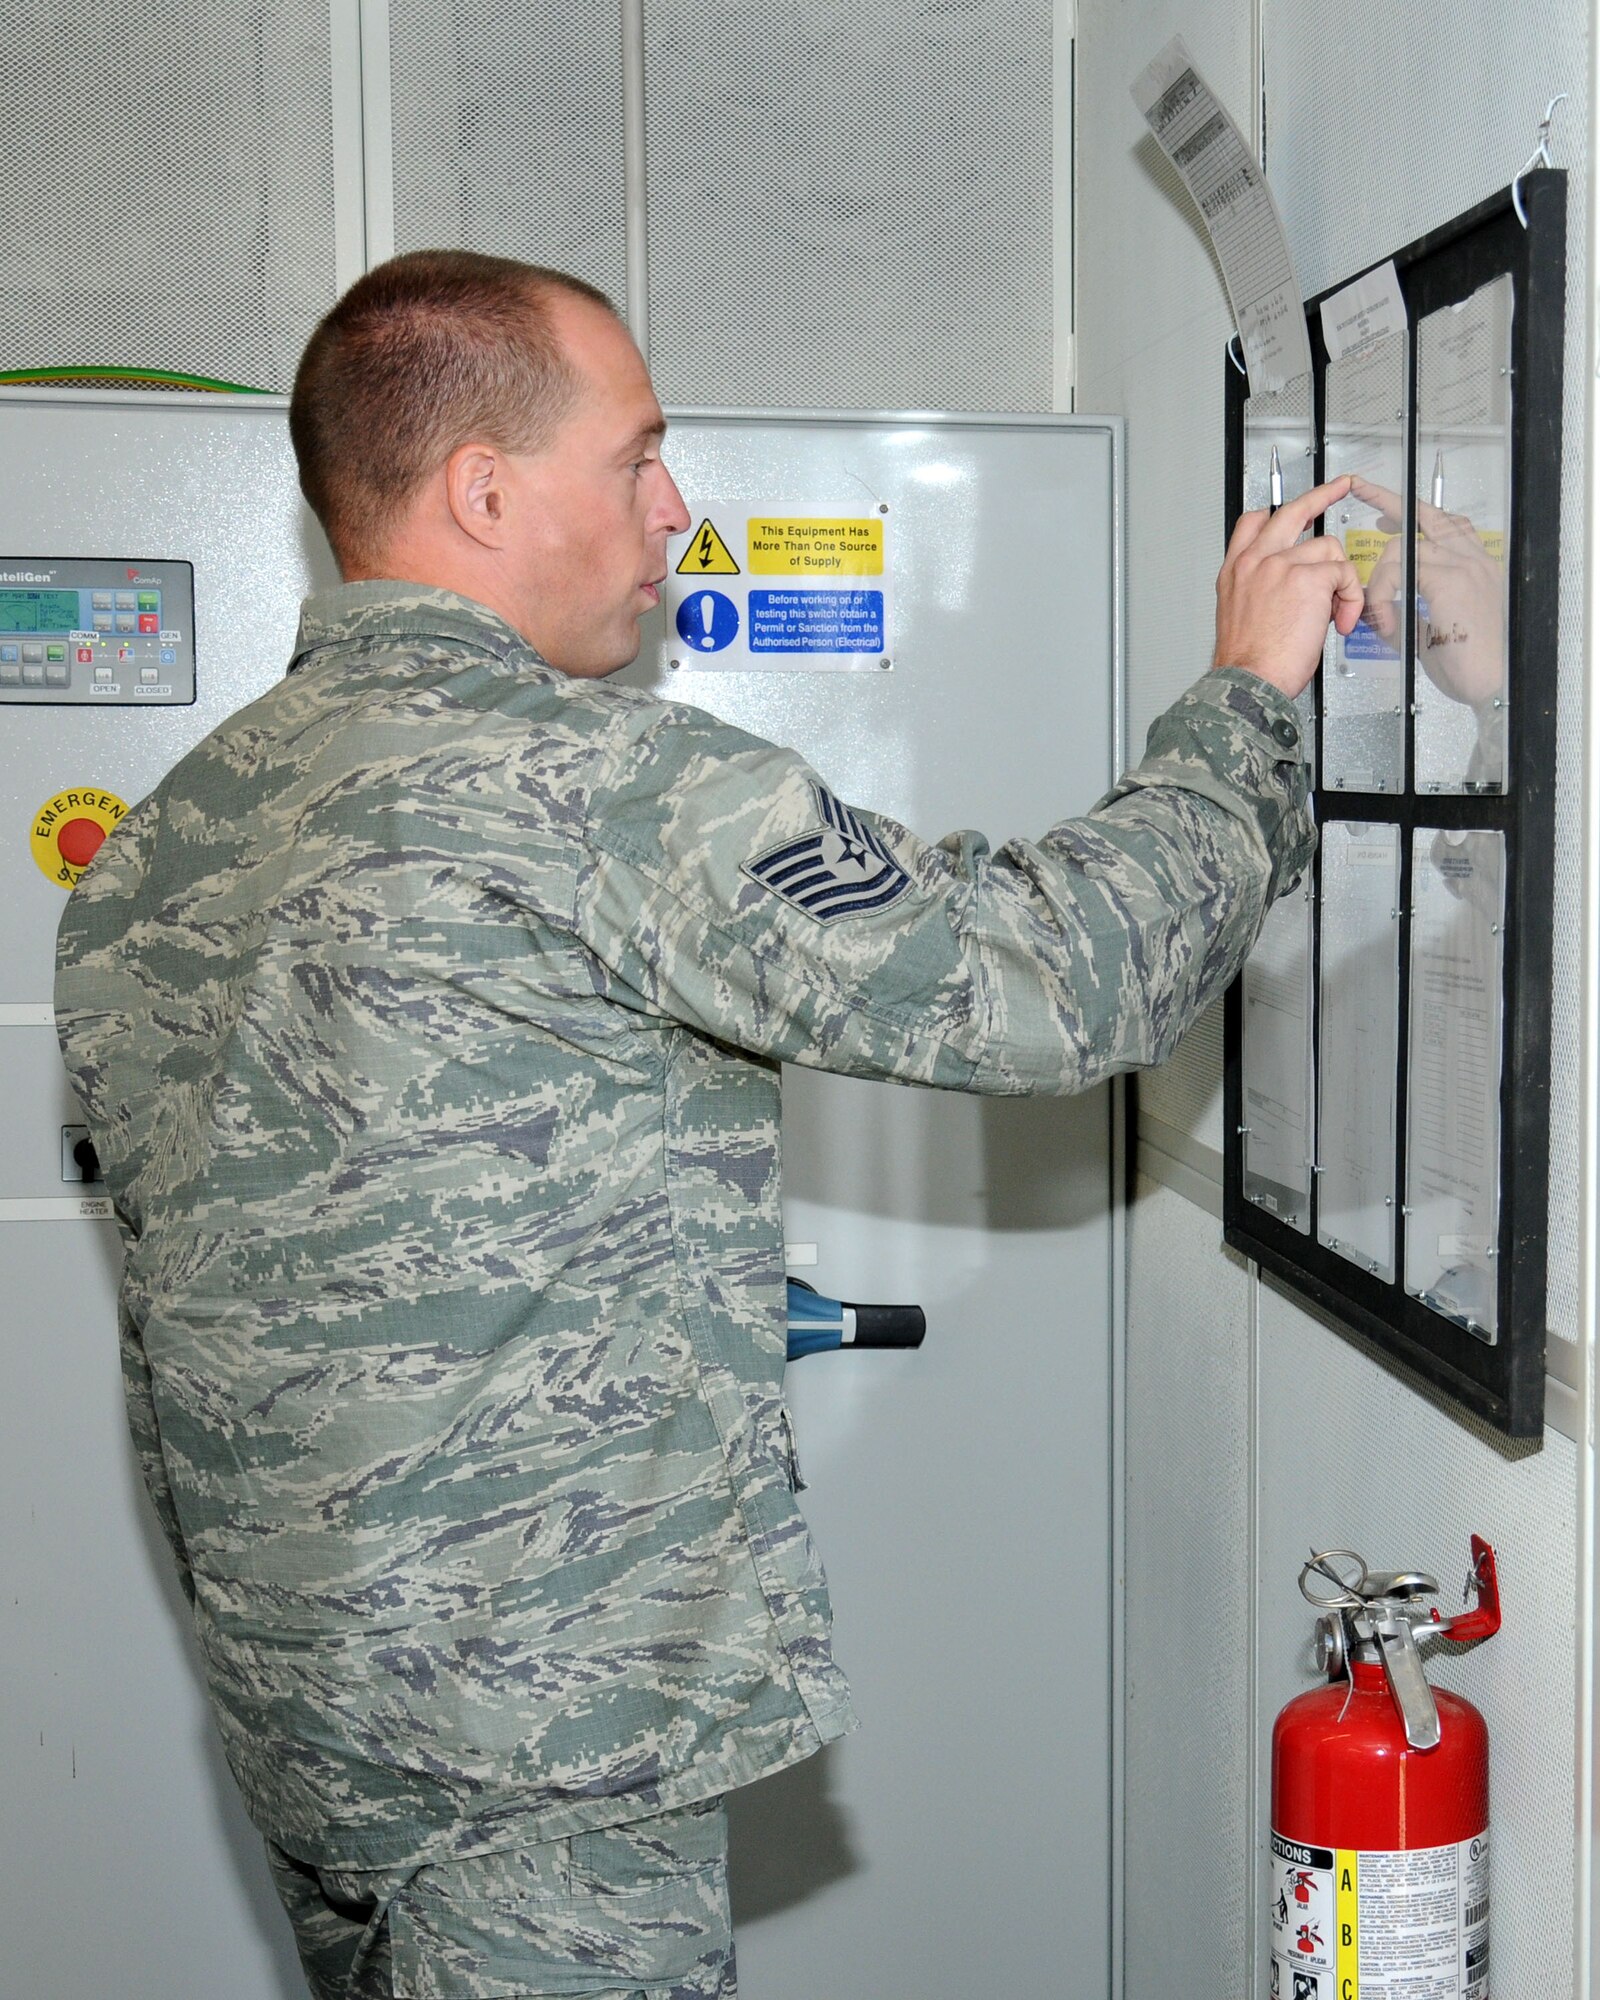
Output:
[1369, 1602, 1443, 1749]
[1443, 1534, 1502, 1644]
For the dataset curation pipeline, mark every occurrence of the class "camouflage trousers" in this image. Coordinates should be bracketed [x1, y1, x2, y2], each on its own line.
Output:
[265, 1798, 736, 2000]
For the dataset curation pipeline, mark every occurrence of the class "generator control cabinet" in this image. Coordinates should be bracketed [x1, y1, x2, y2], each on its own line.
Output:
[0, 556, 195, 704]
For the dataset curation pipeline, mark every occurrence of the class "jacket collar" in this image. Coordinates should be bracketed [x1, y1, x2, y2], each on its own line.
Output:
[290, 581, 558, 680]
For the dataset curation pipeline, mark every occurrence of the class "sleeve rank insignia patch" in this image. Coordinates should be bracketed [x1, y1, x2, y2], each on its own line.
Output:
[743, 784, 913, 923]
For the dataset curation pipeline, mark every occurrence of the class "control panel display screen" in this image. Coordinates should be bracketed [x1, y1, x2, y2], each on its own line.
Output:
[0, 558, 194, 706]
[0, 589, 82, 633]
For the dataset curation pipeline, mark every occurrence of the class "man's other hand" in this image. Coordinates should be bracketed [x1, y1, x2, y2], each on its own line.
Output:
[1212, 474, 1362, 700]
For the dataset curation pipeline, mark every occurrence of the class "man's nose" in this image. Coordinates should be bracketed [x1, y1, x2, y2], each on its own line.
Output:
[656, 463, 691, 535]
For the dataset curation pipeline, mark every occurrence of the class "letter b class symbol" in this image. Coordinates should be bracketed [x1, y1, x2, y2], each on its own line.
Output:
[676, 589, 739, 654]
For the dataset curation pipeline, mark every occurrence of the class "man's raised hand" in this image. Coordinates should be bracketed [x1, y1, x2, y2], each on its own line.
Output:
[1212, 474, 1363, 700]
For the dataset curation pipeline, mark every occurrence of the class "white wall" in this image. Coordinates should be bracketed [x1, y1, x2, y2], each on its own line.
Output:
[1076, 2, 1592, 1992]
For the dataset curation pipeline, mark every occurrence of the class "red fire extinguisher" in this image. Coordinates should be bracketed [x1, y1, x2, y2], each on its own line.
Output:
[1269, 1536, 1500, 2000]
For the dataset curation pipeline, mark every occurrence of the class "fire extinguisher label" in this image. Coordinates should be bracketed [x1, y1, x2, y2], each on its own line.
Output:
[1271, 1828, 1489, 1998]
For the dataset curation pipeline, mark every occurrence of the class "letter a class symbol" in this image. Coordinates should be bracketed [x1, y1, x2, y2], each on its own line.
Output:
[676, 518, 740, 576]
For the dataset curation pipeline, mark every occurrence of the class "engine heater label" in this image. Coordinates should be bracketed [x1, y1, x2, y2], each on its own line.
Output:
[1271, 1828, 1489, 1998]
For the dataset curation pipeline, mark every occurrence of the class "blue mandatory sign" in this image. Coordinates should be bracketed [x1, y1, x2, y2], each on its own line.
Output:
[749, 589, 884, 654]
[676, 588, 740, 654]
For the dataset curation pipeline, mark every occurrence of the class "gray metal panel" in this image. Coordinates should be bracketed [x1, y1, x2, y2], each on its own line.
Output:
[0, 391, 327, 1994]
[2, 398, 1122, 1997]
[1256, 1282, 1577, 2000]
[0, 393, 336, 1002]
[622, 411, 1121, 1997]
[1124, 1177, 1254, 1997]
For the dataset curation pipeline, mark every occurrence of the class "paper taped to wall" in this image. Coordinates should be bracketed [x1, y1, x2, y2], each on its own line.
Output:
[1131, 37, 1312, 394]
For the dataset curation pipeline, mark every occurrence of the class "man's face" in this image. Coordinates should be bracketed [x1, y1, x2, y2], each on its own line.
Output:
[502, 295, 690, 677]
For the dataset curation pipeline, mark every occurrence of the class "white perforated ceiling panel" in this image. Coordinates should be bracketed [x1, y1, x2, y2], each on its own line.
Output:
[387, 0, 629, 310]
[1264, 0, 1590, 1346]
[642, 0, 1056, 411]
[0, 0, 337, 392]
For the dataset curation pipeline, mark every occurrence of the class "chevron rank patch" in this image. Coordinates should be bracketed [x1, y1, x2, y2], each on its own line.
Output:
[744, 784, 912, 923]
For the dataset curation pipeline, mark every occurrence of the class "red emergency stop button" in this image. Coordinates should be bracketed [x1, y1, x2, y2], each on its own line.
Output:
[30, 785, 129, 888]
[57, 817, 107, 869]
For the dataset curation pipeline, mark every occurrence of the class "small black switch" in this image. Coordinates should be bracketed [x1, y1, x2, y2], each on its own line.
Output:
[62, 1125, 102, 1183]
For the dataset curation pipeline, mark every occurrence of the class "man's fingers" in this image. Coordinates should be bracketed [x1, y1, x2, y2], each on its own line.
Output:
[1268, 537, 1364, 635]
[1224, 504, 1271, 563]
[1256, 472, 1353, 551]
[1347, 471, 1401, 519]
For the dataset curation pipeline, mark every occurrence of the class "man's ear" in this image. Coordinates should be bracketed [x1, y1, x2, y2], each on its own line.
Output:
[444, 442, 510, 550]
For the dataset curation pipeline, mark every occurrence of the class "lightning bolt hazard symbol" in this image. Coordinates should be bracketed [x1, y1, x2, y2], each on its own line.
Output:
[675, 517, 740, 576]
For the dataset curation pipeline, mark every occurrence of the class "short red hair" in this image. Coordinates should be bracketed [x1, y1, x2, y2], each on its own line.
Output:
[289, 250, 617, 572]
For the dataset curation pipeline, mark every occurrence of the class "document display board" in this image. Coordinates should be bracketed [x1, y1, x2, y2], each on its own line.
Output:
[1223, 178, 1565, 1435]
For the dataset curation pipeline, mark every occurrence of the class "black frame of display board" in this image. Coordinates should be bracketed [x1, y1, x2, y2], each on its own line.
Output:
[1222, 172, 1566, 1438]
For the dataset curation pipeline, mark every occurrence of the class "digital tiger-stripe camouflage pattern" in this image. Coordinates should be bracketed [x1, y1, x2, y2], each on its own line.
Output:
[54, 583, 1312, 1873]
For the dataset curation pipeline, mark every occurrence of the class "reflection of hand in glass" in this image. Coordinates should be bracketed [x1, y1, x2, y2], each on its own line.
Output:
[1347, 474, 1506, 708]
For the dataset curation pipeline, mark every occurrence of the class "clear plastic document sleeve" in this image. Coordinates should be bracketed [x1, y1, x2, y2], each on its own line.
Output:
[1404, 829, 1506, 1339]
[1414, 275, 1513, 795]
[1316, 822, 1401, 1279]
[1322, 332, 1406, 794]
[1244, 378, 1317, 755]
[1242, 876, 1315, 1233]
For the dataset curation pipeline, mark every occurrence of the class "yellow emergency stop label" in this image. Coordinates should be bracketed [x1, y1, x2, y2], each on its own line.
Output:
[31, 785, 128, 889]
[675, 518, 741, 576]
[748, 517, 884, 576]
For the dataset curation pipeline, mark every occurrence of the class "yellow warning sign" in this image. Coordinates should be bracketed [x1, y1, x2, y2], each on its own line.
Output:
[676, 518, 741, 577]
[748, 516, 884, 577]
[31, 785, 129, 889]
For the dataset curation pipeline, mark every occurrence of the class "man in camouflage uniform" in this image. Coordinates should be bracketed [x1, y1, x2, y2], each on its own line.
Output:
[54, 251, 1361, 1998]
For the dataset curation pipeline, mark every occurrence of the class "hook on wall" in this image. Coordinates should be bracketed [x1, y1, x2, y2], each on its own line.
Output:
[1512, 92, 1567, 228]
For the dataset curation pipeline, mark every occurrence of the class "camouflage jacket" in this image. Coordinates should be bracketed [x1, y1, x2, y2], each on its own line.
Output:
[54, 584, 1311, 1870]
